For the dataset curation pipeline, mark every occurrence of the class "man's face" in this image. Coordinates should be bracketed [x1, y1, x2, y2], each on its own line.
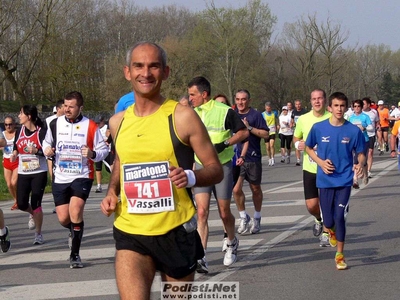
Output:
[188, 85, 206, 108]
[329, 99, 346, 119]
[295, 101, 302, 110]
[124, 44, 169, 99]
[363, 100, 370, 111]
[64, 99, 81, 120]
[353, 102, 362, 114]
[265, 105, 271, 112]
[310, 91, 326, 113]
[235, 92, 250, 113]
[287, 102, 293, 111]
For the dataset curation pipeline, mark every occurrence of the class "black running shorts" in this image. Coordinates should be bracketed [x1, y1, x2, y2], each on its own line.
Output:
[52, 178, 93, 206]
[303, 170, 319, 200]
[113, 224, 204, 279]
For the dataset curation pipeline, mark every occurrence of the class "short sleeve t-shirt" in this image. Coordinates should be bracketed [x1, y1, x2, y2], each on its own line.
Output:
[306, 119, 365, 188]
[293, 110, 331, 173]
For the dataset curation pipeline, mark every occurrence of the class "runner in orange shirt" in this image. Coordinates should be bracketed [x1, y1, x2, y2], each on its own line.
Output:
[376, 100, 390, 155]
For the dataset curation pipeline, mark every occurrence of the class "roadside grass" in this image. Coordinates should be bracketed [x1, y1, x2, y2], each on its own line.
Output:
[0, 167, 111, 202]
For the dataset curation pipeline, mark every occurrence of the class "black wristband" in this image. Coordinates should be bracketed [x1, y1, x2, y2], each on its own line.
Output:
[91, 151, 97, 159]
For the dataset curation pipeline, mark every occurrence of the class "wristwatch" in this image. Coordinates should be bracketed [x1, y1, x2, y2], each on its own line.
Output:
[224, 140, 230, 146]
[247, 126, 253, 131]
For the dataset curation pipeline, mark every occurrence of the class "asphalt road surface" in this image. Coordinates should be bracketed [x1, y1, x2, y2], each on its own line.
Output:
[1, 149, 400, 300]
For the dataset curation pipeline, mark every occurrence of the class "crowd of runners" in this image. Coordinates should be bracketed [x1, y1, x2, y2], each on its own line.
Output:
[1, 41, 399, 299]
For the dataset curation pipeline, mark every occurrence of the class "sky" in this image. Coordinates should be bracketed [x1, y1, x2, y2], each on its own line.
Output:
[138, 0, 400, 51]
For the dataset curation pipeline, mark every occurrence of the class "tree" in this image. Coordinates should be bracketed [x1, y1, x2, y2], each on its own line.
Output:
[187, 0, 276, 101]
[0, 0, 81, 104]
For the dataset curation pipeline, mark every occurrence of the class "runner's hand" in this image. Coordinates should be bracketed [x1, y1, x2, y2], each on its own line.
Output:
[100, 195, 118, 217]
[169, 166, 188, 188]
[81, 145, 93, 158]
[44, 146, 55, 157]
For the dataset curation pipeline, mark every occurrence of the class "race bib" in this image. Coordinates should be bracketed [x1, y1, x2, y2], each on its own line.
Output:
[21, 154, 40, 172]
[58, 141, 83, 174]
[122, 161, 174, 214]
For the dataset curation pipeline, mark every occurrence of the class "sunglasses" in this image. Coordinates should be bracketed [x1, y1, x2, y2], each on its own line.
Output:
[4, 123, 13, 127]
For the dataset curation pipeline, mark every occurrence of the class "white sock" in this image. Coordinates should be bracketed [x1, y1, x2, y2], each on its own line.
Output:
[239, 211, 247, 219]
[254, 211, 261, 219]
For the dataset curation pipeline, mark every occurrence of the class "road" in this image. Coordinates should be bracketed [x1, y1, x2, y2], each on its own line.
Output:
[1, 150, 400, 300]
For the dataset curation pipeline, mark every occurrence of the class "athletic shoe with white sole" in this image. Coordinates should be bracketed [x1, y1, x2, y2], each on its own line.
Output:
[70, 254, 83, 268]
[196, 257, 209, 274]
[313, 219, 323, 237]
[0, 226, 11, 253]
[237, 214, 251, 234]
[223, 237, 239, 266]
[250, 217, 261, 234]
[33, 234, 44, 245]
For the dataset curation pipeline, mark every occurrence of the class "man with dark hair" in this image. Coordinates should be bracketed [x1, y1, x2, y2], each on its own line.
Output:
[362, 97, 379, 178]
[43, 91, 109, 268]
[233, 89, 269, 235]
[305, 91, 365, 270]
[188, 76, 248, 272]
[100, 42, 223, 299]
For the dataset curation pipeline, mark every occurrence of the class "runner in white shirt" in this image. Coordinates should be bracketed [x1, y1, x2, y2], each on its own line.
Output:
[362, 97, 380, 178]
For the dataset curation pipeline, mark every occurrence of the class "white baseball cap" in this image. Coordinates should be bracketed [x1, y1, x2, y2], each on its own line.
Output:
[378, 100, 384, 105]
[282, 106, 288, 110]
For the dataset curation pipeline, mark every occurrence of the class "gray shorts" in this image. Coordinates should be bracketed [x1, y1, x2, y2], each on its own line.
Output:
[193, 161, 233, 200]
[239, 161, 262, 185]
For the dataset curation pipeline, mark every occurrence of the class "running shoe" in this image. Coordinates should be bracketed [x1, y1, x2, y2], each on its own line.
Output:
[250, 217, 261, 234]
[10, 203, 18, 210]
[286, 156, 290, 164]
[268, 159, 271, 166]
[379, 150, 384, 156]
[385, 143, 389, 152]
[313, 219, 323, 237]
[28, 215, 36, 230]
[196, 257, 208, 274]
[280, 157, 285, 163]
[270, 158, 275, 166]
[33, 234, 44, 245]
[95, 186, 102, 193]
[335, 253, 348, 270]
[68, 232, 72, 250]
[295, 159, 301, 166]
[368, 171, 372, 178]
[52, 208, 57, 214]
[223, 236, 239, 266]
[328, 229, 337, 247]
[222, 237, 228, 252]
[319, 232, 330, 247]
[70, 254, 84, 268]
[0, 226, 11, 253]
[237, 214, 251, 234]
[363, 175, 369, 185]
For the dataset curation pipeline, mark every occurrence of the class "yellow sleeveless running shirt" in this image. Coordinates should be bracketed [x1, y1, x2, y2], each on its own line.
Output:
[114, 99, 196, 235]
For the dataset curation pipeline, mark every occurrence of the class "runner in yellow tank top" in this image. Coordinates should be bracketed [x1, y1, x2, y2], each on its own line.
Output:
[100, 42, 223, 299]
